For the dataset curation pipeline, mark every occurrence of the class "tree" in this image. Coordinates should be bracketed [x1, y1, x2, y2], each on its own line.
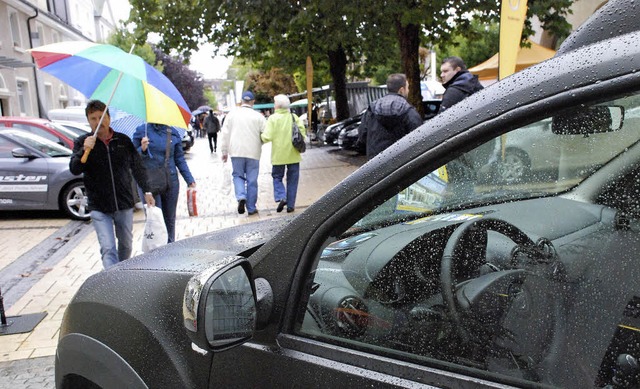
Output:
[128, 0, 397, 121]
[128, 0, 574, 119]
[152, 48, 208, 111]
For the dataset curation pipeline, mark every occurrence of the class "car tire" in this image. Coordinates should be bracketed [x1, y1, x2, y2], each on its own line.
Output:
[60, 181, 90, 221]
[498, 148, 531, 183]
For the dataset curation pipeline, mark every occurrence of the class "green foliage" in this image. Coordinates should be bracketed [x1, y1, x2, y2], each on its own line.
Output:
[107, 27, 158, 71]
[204, 88, 217, 110]
[436, 21, 500, 71]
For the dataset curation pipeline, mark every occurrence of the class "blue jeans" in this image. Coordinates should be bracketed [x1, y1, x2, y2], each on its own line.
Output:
[272, 163, 300, 209]
[138, 176, 180, 243]
[90, 208, 134, 269]
[231, 157, 260, 213]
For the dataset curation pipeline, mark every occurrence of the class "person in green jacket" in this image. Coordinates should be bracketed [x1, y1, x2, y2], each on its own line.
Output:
[261, 94, 306, 213]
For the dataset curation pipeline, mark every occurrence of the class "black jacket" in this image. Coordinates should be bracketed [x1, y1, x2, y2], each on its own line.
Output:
[70, 130, 151, 213]
[204, 114, 220, 134]
[357, 93, 423, 159]
[439, 70, 484, 113]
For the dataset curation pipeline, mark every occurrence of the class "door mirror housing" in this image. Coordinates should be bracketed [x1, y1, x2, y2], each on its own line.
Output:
[183, 256, 257, 351]
[12, 147, 37, 159]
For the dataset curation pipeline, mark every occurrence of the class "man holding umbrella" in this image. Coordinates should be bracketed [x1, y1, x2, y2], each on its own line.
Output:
[70, 100, 156, 269]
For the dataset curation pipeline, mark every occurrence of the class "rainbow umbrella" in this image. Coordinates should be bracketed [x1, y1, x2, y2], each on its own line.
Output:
[29, 41, 191, 129]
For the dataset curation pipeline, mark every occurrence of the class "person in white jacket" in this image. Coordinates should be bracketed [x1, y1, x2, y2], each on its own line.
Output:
[219, 91, 267, 215]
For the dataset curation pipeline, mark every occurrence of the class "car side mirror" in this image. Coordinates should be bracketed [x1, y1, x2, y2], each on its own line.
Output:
[552, 105, 624, 135]
[12, 147, 37, 159]
[183, 257, 257, 352]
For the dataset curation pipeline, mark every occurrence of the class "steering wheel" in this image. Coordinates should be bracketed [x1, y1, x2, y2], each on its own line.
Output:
[440, 217, 564, 375]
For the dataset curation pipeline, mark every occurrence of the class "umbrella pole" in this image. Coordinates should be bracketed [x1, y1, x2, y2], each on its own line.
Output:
[81, 45, 136, 163]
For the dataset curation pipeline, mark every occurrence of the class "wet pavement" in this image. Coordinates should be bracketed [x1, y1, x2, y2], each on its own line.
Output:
[0, 136, 364, 387]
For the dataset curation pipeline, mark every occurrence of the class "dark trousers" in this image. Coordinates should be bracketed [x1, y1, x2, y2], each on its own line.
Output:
[208, 132, 218, 152]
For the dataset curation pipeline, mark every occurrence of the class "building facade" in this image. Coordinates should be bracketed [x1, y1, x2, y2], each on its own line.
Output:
[0, 0, 120, 117]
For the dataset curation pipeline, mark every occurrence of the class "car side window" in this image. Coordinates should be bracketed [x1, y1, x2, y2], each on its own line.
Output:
[13, 124, 57, 144]
[294, 93, 640, 388]
[0, 138, 14, 158]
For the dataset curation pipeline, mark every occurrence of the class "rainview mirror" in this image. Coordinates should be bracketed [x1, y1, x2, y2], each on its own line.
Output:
[552, 105, 624, 135]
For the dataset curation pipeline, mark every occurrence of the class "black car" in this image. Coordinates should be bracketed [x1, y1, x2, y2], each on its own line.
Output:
[56, 2, 640, 388]
[323, 109, 365, 146]
[337, 99, 442, 152]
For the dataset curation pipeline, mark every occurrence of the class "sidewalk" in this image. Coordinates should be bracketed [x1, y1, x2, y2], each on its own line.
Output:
[0, 137, 364, 363]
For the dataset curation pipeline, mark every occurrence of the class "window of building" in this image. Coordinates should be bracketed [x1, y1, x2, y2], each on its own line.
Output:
[45, 83, 53, 112]
[52, 31, 60, 43]
[16, 79, 31, 115]
[59, 84, 68, 108]
[35, 23, 46, 47]
[9, 9, 22, 48]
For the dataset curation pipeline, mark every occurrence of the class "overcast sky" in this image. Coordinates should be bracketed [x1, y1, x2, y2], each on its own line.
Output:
[108, 0, 231, 79]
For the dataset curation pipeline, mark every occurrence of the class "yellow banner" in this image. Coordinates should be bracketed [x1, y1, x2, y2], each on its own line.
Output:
[499, 0, 528, 80]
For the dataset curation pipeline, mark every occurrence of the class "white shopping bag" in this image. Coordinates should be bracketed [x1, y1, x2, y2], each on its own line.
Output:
[141, 205, 168, 252]
[220, 161, 233, 196]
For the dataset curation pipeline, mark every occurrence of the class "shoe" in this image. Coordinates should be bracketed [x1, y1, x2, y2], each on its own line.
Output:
[237, 199, 246, 214]
[248, 210, 258, 215]
[286, 208, 295, 213]
[276, 200, 287, 213]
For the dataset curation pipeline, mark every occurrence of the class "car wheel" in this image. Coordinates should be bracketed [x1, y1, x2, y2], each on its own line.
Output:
[60, 181, 89, 221]
[498, 149, 530, 183]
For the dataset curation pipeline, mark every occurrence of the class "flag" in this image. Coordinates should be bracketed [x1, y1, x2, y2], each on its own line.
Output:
[499, 0, 529, 80]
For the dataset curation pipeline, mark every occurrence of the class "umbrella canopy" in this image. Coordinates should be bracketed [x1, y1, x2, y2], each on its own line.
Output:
[29, 41, 191, 129]
[469, 40, 556, 81]
[110, 108, 186, 139]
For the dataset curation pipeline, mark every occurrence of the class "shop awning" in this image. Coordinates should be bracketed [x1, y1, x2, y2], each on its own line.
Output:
[469, 40, 556, 81]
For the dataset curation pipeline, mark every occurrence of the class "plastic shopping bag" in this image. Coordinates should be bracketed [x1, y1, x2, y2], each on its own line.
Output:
[187, 188, 198, 216]
[141, 205, 168, 253]
[220, 161, 233, 196]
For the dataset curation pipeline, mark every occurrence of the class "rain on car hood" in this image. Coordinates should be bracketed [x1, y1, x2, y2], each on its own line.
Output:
[114, 216, 294, 274]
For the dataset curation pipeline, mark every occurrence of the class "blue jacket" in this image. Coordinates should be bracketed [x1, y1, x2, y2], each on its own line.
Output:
[132, 123, 195, 186]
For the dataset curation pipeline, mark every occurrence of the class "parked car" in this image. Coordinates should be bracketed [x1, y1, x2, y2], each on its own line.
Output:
[0, 130, 88, 220]
[337, 120, 365, 153]
[182, 129, 195, 152]
[335, 100, 442, 151]
[323, 109, 365, 146]
[55, 2, 640, 388]
[52, 120, 92, 138]
[0, 117, 79, 149]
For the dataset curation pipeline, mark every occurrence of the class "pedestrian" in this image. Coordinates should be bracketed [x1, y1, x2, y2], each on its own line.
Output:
[261, 94, 306, 213]
[204, 109, 221, 152]
[438, 56, 484, 113]
[438, 57, 484, 195]
[69, 100, 156, 270]
[356, 73, 423, 159]
[190, 112, 206, 138]
[219, 91, 267, 215]
[132, 123, 196, 243]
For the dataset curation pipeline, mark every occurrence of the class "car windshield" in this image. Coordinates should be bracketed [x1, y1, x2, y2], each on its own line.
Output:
[7, 131, 72, 157]
[47, 122, 82, 139]
[352, 94, 640, 232]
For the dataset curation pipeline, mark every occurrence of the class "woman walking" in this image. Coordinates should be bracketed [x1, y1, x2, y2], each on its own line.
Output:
[133, 123, 196, 243]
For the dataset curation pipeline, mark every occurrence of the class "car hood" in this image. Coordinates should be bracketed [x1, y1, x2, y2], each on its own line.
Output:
[113, 216, 294, 274]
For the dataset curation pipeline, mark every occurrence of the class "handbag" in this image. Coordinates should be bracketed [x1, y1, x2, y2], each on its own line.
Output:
[291, 113, 306, 153]
[146, 127, 172, 195]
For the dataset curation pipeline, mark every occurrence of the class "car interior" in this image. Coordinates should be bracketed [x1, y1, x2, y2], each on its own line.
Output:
[296, 91, 640, 388]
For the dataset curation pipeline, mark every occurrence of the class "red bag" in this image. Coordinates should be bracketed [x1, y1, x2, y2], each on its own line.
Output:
[187, 189, 198, 216]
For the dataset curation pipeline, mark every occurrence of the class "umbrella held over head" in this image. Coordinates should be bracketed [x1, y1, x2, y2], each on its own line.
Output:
[29, 41, 191, 162]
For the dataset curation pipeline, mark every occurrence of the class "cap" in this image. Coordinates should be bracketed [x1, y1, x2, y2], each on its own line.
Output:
[241, 91, 255, 101]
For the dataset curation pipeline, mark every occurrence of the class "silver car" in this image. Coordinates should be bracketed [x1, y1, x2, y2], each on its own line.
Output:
[0, 129, 88, 220]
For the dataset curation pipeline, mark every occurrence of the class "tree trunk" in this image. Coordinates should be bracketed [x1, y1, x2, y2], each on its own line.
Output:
[396, 20, 424, 117]
[327, 46, 350, 121]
